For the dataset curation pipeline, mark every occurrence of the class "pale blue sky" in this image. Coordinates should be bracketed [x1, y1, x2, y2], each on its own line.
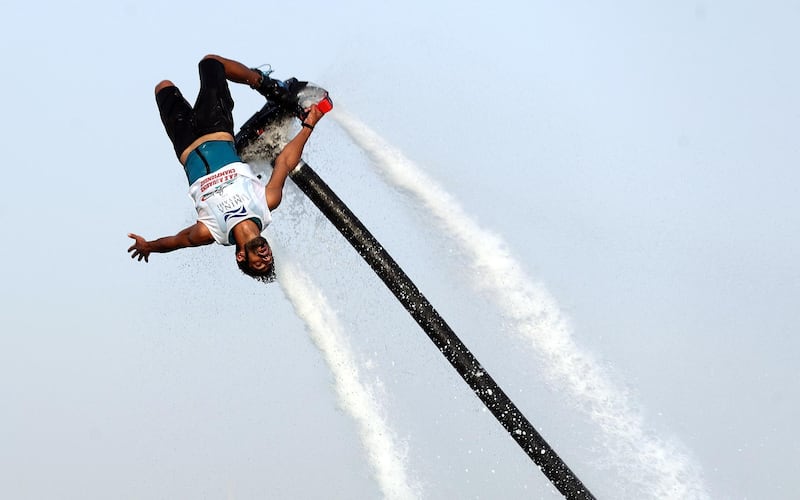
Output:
[1, 1, 798, 498]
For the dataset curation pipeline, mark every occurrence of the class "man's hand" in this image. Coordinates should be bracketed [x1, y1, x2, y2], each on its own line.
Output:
[127, 233, 152, 263]
[126, 224, 213, 262]
[302, 104, 325, 128]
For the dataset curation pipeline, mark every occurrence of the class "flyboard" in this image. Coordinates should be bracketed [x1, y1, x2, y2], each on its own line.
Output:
[236, 76, 332, 172]
[233, 74, 595, 500]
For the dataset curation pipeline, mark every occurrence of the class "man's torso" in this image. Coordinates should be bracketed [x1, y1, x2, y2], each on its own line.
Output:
[189, 162, 272, 245]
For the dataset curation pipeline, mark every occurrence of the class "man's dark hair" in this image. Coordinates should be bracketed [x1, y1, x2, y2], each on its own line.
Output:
[235, 242, 276, 283]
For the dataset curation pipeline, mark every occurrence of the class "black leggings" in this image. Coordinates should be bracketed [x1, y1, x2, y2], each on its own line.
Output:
[155, 58, 235, 158]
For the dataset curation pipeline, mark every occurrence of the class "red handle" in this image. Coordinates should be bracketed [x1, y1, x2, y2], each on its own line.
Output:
[317, 95, 333, 114]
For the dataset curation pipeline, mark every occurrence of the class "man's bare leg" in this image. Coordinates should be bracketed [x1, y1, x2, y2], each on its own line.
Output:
[202, 54, 263, 89]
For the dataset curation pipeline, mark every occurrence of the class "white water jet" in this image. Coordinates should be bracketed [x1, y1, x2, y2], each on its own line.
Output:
[333, 109, 709, 499]
[275, 247, 419, 500]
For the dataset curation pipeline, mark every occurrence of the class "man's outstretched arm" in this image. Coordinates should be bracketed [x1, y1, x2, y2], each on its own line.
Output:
[127, 222, 213, 263]
[265, 105, 325, 210]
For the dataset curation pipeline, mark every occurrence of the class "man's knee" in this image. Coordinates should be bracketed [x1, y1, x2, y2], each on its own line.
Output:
[155, 80, 175, 95]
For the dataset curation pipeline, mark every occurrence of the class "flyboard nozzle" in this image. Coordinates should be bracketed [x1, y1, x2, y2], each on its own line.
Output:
[297, 83, 333, 114]
[316, 94, 333, 113]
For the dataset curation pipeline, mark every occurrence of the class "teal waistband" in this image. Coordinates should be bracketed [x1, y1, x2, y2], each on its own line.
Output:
[184, 141, 242, 184]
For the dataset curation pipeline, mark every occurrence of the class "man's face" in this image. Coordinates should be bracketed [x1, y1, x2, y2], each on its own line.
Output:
[242, 236, 273, 273]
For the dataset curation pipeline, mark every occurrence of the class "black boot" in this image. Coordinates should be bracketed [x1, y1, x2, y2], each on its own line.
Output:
[253, 69, 291, 102]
